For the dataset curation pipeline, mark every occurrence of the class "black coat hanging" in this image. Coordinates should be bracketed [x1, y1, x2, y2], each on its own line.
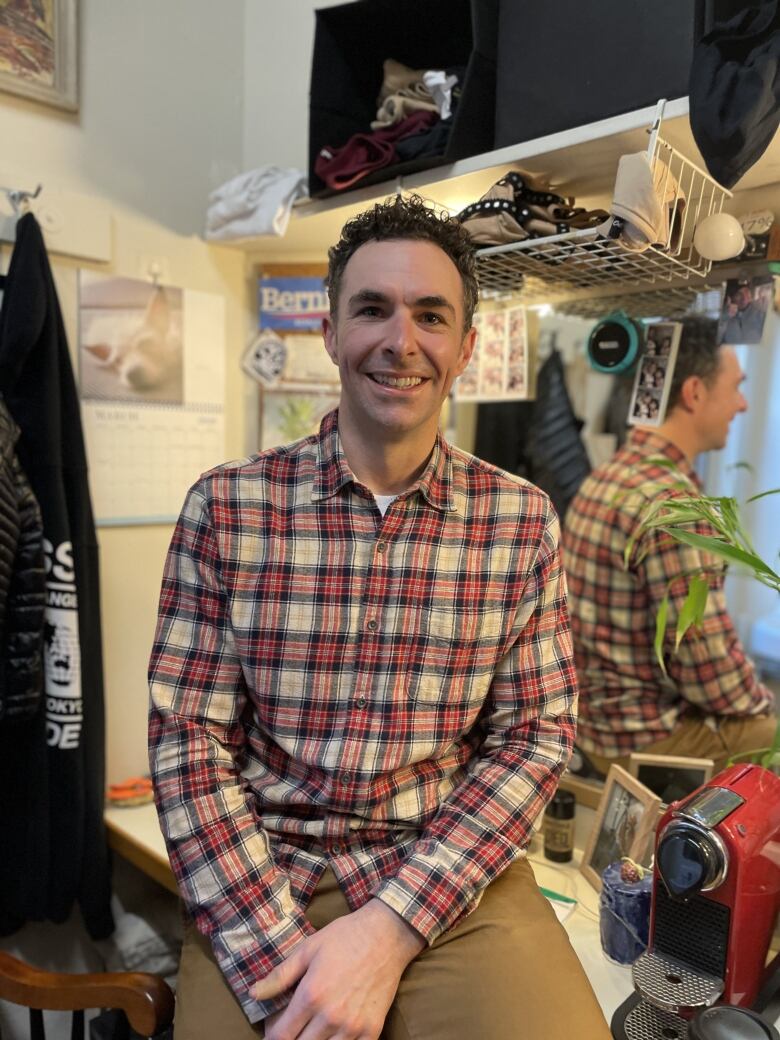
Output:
[0, 213, 113, 939]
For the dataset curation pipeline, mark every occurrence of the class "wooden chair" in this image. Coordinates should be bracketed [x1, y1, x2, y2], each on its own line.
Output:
[0, 950, 174, 1039]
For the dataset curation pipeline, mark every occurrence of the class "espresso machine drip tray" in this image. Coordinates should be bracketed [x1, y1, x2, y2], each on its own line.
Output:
[632, 951, 724, 1013]
[622, 998, 690, 1040]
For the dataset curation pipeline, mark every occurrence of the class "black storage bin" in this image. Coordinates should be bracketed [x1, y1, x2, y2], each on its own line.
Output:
[308, 0, 497, 199]
[494, 0, 705, 149]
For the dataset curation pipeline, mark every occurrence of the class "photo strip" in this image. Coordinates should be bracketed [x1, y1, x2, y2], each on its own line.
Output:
[627, 322, 682, 428]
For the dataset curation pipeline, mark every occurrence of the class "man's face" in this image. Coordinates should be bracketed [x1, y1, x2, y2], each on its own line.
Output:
[736, 285, 753, 311]
[697, 346, 748, 451]
[323, 239, 475, 448]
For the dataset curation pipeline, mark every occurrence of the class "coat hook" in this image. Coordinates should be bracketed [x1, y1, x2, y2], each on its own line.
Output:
[2, 183, 43, 216]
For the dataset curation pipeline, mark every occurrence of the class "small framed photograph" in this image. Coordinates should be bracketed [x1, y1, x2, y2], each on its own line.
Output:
[580, 765, 662, 892]
[259, 389, 340, 451]
[627, 753, 714, 806]
[718, 275, 773, 345]
[628, 321, 681, 428]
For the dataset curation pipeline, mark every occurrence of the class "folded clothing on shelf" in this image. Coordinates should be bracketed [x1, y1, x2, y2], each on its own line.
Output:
[457, 170, 609, 247]
[395, 118, 452, 162]
[372, 93, 439, 130]
[205, 165, 307, 240]
[314, 109, 440, 191]
[371, 58, 463, 129]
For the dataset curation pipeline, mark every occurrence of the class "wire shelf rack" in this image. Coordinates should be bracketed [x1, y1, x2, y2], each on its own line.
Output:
[475, 101, 732, 300]
[551, 284, 704, 320]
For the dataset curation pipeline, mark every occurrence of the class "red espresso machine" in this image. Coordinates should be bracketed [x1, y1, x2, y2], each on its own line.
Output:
[611, 764, 780, 1039]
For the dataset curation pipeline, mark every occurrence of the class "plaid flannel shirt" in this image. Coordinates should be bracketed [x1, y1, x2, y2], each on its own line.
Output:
[149, 410, 576, 1023]
[562, 427, 772, 758]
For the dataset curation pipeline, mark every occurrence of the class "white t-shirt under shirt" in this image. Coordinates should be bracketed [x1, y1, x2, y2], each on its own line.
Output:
[373, 494, 397, 516]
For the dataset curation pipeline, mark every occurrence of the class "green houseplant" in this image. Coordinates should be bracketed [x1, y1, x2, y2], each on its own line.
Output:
[628, 465, 780, 769]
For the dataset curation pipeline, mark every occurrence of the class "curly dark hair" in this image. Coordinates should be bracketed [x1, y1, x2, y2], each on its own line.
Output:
[325, 194, 479, 332]
[666, 316, 723, 411]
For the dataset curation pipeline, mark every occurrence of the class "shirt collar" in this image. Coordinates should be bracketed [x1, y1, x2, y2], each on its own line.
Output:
[626, 427, 702, 490]
[312, 409, 456, 513]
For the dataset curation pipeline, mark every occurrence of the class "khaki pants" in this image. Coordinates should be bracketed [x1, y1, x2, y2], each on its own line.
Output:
[586, 713, 778, 778]
[175, 858, 611, 1040]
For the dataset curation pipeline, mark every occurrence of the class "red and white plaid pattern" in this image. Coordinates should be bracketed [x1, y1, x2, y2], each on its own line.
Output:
[563, 427, 772, 759]
[149, 409, 576, 1022]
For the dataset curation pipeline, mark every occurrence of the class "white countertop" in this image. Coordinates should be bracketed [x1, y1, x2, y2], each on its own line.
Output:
[104, 803, 780, 1029]
[103, 803, 634, 1020]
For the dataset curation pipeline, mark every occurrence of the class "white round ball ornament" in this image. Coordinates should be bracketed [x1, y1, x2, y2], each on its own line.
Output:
[693, 212, 745, 261]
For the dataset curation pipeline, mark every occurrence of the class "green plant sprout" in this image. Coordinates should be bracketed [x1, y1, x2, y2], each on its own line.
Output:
[628, 459, 780, 768]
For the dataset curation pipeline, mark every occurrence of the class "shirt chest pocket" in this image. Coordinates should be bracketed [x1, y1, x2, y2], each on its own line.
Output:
[405, 604, 503, 704]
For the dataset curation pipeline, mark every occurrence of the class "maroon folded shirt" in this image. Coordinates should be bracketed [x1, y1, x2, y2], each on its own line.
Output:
[315, 110, 439, 190]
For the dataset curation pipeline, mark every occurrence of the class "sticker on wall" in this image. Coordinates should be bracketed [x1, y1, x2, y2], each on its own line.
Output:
[242, 330, 288, 388]
[258, 274, 329, 332]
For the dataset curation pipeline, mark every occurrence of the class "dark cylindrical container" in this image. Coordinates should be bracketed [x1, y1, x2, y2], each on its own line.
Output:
[543, 789, 575, 862]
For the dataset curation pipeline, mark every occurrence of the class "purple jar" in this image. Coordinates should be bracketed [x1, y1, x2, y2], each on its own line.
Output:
[599, 861, 652, 965]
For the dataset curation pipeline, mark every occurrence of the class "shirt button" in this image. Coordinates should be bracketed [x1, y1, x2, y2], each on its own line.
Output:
[366, 619, 377, 631]
[376, 542, 387, 554]
[330, 844, 342, 856]
[355, 696, 367, 708]
[340, 771, 352, 785]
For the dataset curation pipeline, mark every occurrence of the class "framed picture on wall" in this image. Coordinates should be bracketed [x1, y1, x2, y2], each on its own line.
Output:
[627, 753, 714, 806]
[580, 765, 662, 892]
[0, 0, 78, 111]
[260, 389, 340, 452]
[717, 275, 773, 345]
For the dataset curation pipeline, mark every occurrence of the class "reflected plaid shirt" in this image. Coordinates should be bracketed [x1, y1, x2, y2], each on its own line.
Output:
[562, 428, 772, 757]
[149, 410, 576, 1023]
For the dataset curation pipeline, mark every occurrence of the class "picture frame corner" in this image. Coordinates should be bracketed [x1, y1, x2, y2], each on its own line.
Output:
[0, 0, 79, 113]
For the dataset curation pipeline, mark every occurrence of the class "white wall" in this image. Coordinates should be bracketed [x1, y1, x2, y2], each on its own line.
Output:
[242, 0, 350, 176]
[0, 1, 256, 789]
[1, 6, 254, 1025]
[1, 0, 246, 234]
[702, 320, 780, 654]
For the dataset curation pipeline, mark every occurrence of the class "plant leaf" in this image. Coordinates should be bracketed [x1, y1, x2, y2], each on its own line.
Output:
[654, 595, 669, 673]
[644, 456, 682, 471]
[747, 487, 780, 504]
[760, 720, 780, 769]
[675, 574, 710, 650]
[728, 746, 772, 766]
[643, 509, 704, 529]
[659, 527, 780, 579]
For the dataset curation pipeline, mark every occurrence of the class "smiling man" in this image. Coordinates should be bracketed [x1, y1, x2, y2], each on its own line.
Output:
[149, 195, 609, 1040]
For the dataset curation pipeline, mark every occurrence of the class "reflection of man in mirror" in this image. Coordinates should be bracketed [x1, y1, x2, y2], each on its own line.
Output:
[564, 317, 776, 779]
[719, 282, 766, 344]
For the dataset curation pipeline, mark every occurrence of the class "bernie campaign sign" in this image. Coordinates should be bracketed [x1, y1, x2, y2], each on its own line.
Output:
[259, 275, 329, 332]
